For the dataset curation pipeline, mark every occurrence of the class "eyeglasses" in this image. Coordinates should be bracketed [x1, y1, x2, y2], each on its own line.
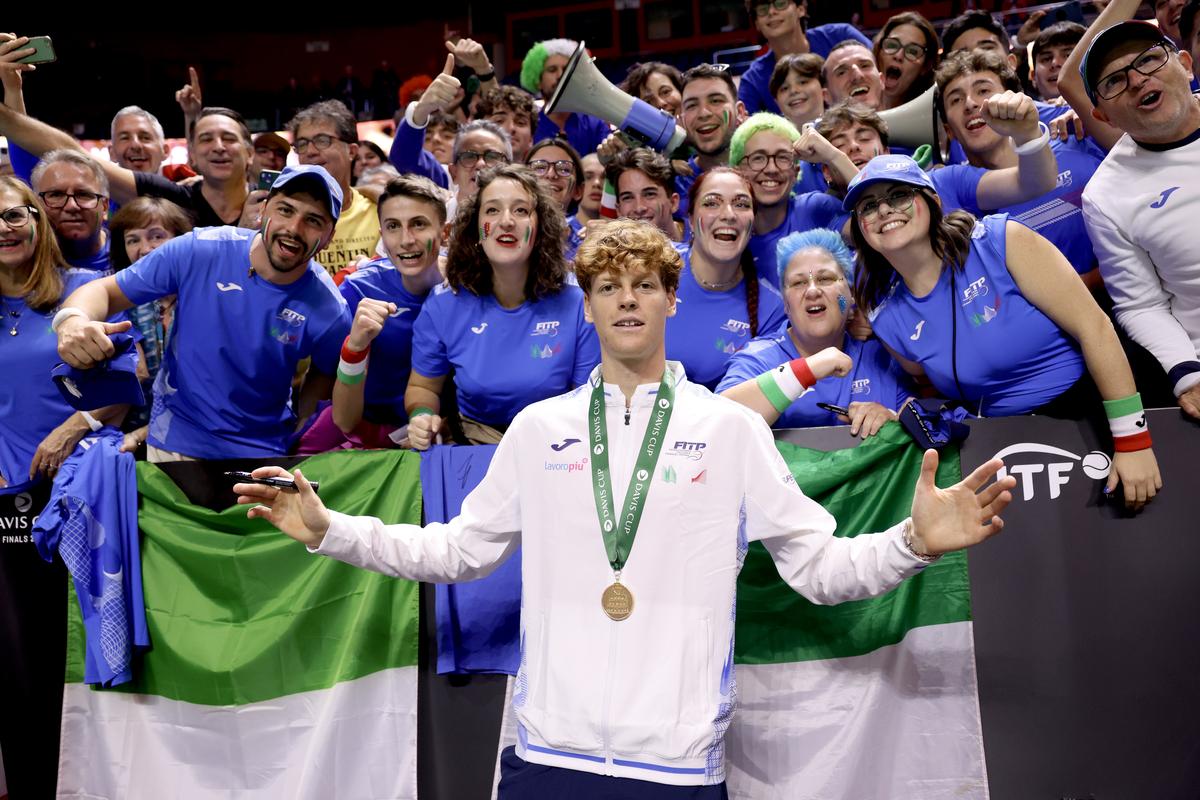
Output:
[528, 159, 576, 178]
[1094, 42, 1174, 101]
[0, 205, 38, 228]
[881, 37, 927, 63]
[741, 150, 796, 172]
[455, 150, 509, 167]
[856, 187, 917, 220]
[38, 191, 105, 210]
[788, 271, 843, 290]
[292, 134, 350, 153]
[753, 0, 793, 17]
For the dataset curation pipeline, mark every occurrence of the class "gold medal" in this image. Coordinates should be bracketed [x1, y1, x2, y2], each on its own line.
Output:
[601, 582, 634, 621]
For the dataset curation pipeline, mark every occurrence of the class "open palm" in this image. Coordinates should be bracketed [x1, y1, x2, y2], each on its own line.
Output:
[910, 450, 1017, 557]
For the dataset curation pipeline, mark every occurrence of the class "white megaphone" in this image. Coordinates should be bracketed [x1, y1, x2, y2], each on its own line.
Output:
[878, 85, 947, 162]
[545, 41, 687, 153]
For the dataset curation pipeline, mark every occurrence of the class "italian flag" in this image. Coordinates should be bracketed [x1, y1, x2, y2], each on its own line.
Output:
[57, 451, 422, 800]
[726, 426, 986, 798]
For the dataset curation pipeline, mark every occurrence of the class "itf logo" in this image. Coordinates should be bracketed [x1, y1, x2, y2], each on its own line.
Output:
[991, 443, 1111, 501]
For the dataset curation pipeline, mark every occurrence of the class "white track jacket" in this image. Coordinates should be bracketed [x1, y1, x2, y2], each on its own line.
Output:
[316, 362, 932, 785]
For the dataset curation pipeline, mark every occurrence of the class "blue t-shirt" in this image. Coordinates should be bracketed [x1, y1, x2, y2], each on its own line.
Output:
[794, 161, 828, 196]
[928, 163, 987, 215]
[116, 227, 352, 458]
[996, 135, 1105, 275]
[868, 214, 1084, 416]
[66, 236, 112, 274]
[411, 283, 600, 427]
[0, 269, 103, 488]
[339, 258, 431, 425]
[716, 331, 913, 428]
[534, 111, 611, 158]
[565, 215, 584, 263]
[749, 191, 847, 290]
[665, 251, 788, 390]
[738, 24, 873, 115]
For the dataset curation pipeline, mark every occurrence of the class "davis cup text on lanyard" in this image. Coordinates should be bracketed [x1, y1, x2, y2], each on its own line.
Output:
[588, 372, 675, 621]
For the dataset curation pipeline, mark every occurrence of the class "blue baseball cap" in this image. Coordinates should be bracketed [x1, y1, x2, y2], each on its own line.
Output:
[1079, 20, 1172, 105]
[51, 332, 145, 410]
[842, 154, 937, 212]
[268, 164, 344, 222]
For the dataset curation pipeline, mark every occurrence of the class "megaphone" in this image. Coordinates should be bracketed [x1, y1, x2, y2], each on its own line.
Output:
[546, 41, 687, 154]
[878, 85, 947, 164]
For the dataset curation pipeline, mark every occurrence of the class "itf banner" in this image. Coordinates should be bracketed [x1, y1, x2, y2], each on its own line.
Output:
[961, 410, 1200, 798]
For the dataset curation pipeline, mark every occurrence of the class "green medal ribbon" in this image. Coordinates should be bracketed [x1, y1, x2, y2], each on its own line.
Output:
[588, 371, 675, 573]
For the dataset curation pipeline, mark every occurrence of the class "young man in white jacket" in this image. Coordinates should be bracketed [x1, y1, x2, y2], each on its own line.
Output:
[236, 219, 1016, 798]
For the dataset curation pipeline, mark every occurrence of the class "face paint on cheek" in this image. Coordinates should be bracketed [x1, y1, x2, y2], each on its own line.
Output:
[722, 109, 730, 129]
[524, 219, 535, 246]
[837, 294, 848, 314]
[426, 238, 434, 256]
[480, 222, 490, 240]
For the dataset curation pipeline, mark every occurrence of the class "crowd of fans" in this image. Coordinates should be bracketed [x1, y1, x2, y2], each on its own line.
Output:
[1, 0, 1197, 513]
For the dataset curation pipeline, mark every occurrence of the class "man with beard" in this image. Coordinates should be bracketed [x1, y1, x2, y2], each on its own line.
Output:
[675, 64, 748, 214]
[53, 165, 352, 461]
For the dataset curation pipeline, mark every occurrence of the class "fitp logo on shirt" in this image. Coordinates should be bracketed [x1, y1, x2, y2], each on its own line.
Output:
[271, 308, 307, 346]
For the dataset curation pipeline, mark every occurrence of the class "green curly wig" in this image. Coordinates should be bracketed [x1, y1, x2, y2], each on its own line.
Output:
[520, 38, 578, 95]
[729, 112, 801, 169]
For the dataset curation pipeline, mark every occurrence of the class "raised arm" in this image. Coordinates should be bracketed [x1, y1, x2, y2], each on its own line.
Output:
[0, 104, 138, 202]
[974, 91, 1058, 209]
[1057, 0, 1138, 152]
[236, 418, 525, 582]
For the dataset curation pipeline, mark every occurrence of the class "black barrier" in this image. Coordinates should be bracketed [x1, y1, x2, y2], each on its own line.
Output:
[0, 481, 63, 800]
[961, 410, 1200, 799]
[4, 413, 1198, 798]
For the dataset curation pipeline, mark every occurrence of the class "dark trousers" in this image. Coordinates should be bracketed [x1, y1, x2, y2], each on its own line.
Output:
[498, 747, 730, 800]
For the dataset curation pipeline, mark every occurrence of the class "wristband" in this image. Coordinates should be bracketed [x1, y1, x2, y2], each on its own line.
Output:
[409, 406, 436, 418]
[341, 336, 370, 363]
[336, 352, 368, 386]
[1012, 121, 1050, 156]
[52, 307, 88, 333]
[1103, 392, 1152, 452]
[755, 358, 817, 414]
[475, 69, 495, 81]
[81, 411, 103, 432]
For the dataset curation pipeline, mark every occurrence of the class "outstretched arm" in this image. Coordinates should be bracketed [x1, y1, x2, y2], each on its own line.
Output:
[237, 423, 525, 582]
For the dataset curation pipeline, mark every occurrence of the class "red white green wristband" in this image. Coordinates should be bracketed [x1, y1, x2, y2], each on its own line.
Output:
[409, 406, 436, 418]
[1104, 392, 1151, 452]
[337, 337, 369, 385]
[755, 358, 818, 414]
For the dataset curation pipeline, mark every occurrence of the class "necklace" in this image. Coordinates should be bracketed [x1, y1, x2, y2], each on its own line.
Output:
[1, 296, 23, 337]
[697, 274, 740, 290]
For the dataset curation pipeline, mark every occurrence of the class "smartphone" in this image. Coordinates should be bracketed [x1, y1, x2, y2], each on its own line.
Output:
[225, 470, 319, 494]
[817, 402, 849, 416]
[257, 169, 282, 191]
[15, 36, 56, 66]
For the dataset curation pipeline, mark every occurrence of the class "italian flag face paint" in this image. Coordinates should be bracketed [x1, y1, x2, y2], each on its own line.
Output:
[480, 222, 491, 240]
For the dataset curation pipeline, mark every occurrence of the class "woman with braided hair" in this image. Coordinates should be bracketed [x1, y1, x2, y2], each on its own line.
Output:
[663, 167, 787, 390]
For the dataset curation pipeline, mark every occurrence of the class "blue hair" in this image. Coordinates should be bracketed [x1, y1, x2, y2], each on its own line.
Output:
[776, 228, 855, 287]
